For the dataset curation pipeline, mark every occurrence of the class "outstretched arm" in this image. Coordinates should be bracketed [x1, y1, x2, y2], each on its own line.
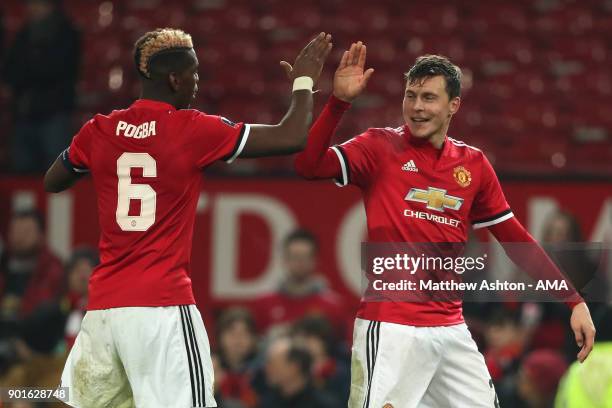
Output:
[294, 41, 374, 179]
[489, 217, 596, 363]
[240, 33, 333, 158]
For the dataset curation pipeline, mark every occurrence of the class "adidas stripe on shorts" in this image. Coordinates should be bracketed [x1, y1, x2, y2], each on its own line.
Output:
[60, 305, 215, 408]
[348, 318, 500, 408]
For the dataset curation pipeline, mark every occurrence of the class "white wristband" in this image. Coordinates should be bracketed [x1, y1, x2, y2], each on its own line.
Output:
[292, 76, 314, 92]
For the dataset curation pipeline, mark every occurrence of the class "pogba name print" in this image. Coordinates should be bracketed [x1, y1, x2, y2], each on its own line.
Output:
[116, 120, 157, 139]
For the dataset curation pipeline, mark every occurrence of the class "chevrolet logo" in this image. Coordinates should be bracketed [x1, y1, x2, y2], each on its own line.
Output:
[405, 187, 463, 212]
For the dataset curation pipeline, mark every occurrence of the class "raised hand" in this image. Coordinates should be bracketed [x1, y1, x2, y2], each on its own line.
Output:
[280, 32, 333, 84]
[333, 41, 374, 103]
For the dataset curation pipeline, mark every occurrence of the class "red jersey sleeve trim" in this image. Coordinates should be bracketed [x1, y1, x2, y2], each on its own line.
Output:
[472, 209, 514, 229]
[331, 145, 350, 187]
[223, 124, 251, 164]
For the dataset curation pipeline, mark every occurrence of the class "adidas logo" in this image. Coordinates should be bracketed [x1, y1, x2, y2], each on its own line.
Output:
[402, 160, 418, 172]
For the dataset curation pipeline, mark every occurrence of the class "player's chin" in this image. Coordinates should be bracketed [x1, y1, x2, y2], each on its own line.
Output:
[406, 123, 430, 138]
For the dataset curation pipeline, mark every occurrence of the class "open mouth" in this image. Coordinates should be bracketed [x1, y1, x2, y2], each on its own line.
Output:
[412, 117, 430, 123]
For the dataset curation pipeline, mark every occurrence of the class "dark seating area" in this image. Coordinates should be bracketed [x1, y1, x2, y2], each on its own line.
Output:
[2, 0, 611, 175]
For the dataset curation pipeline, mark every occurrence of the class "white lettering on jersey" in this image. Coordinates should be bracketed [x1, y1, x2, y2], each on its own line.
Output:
[403, 209, 461, 228]
[116, 121, 157, 139]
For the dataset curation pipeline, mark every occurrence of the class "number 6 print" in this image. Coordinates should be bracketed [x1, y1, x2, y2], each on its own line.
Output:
[116, 153, 157, 231]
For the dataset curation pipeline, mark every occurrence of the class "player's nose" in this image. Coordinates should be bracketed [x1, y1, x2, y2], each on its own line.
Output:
[413, 97, 425, 111]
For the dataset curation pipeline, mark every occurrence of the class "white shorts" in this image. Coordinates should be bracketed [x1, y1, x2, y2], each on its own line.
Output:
[60, 305, 216, 408]
[348, 318, 500, 408]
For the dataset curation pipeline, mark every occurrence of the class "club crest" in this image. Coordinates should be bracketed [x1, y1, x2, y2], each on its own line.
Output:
[453, 166, 471, 187]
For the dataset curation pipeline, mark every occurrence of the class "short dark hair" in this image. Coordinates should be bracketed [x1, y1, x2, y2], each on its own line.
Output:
[12, 209, 45, 231]
[292, 315, 335, 355]
[286, 343, 312, 377]
[216, 307, 256, 339]
[283, 229, 319, 253]
[66, 247, 99, 272]
[405, 55, 462, 99]
[487, 304, 521, 327]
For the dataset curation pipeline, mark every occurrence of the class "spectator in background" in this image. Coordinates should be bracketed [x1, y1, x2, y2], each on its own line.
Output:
[542, 210, 584, 244]
[484, 306, 528, 383]
[252, 229, 351, 341]
[261, 336, 338, 408]
[516, 350, 568, 408]
[519, 211, 578, 353]
[0, 209, 63, 321]
[541, 210, 599, 294]
[213, 307, 259, 408]
[291, 316, 351, 405]
[537, 210, 602, 358]
[2, 0, 80, 173]
[62, 247, 98, 349]
[490, 307, 561, 408]
[0, 210, 66, 387]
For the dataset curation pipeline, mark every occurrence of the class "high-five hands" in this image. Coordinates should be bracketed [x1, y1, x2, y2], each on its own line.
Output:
[333, 41, 374, 103]
[280, 32, 333, 84]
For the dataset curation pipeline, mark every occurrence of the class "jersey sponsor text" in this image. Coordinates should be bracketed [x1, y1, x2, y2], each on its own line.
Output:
[403, 209, 460, 228]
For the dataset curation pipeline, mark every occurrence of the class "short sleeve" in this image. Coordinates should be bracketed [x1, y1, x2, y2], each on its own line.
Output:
[62, 119, 94, 174]
[332, 130, 381, 189]
[470, 154, 513, 229]
[189, 113, 250, 168]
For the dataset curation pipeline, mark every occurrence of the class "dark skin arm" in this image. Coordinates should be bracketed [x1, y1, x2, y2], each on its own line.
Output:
[44, 159, 84, 192]
[240, 32, 332, 157]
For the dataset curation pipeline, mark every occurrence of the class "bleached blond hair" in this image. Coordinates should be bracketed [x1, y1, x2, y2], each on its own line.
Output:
[134, 28, 194, 78]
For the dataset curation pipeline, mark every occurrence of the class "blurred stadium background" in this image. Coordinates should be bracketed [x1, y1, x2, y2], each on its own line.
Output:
[0, 0, 611, 407]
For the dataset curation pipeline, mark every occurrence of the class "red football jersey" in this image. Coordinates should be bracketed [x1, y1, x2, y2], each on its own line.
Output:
[333, 125, 512, 326]
[63, 99, 250, 310]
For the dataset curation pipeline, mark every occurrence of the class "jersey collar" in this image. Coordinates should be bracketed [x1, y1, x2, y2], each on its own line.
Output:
[403, 124, 449, 159]
[131, 99, 177, 111]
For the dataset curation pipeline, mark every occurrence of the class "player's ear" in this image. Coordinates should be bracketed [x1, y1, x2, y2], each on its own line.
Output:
[168, 72, 181, 92]
[449, 96, 461, 116]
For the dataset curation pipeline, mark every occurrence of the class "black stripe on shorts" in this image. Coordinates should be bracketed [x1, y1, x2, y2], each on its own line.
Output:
[363, 321, 381, 408]
[180, 305, 206, 407]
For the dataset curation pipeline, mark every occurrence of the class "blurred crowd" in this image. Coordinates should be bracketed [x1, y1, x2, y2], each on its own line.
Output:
[0, 207, 610, 408]
[0, 209, 95, 407]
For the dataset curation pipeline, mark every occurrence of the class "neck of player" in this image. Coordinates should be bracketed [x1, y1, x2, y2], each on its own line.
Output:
[140, 84, 180, 109]
[428, 120, 450, 150]
[429, 132, 445, 149]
